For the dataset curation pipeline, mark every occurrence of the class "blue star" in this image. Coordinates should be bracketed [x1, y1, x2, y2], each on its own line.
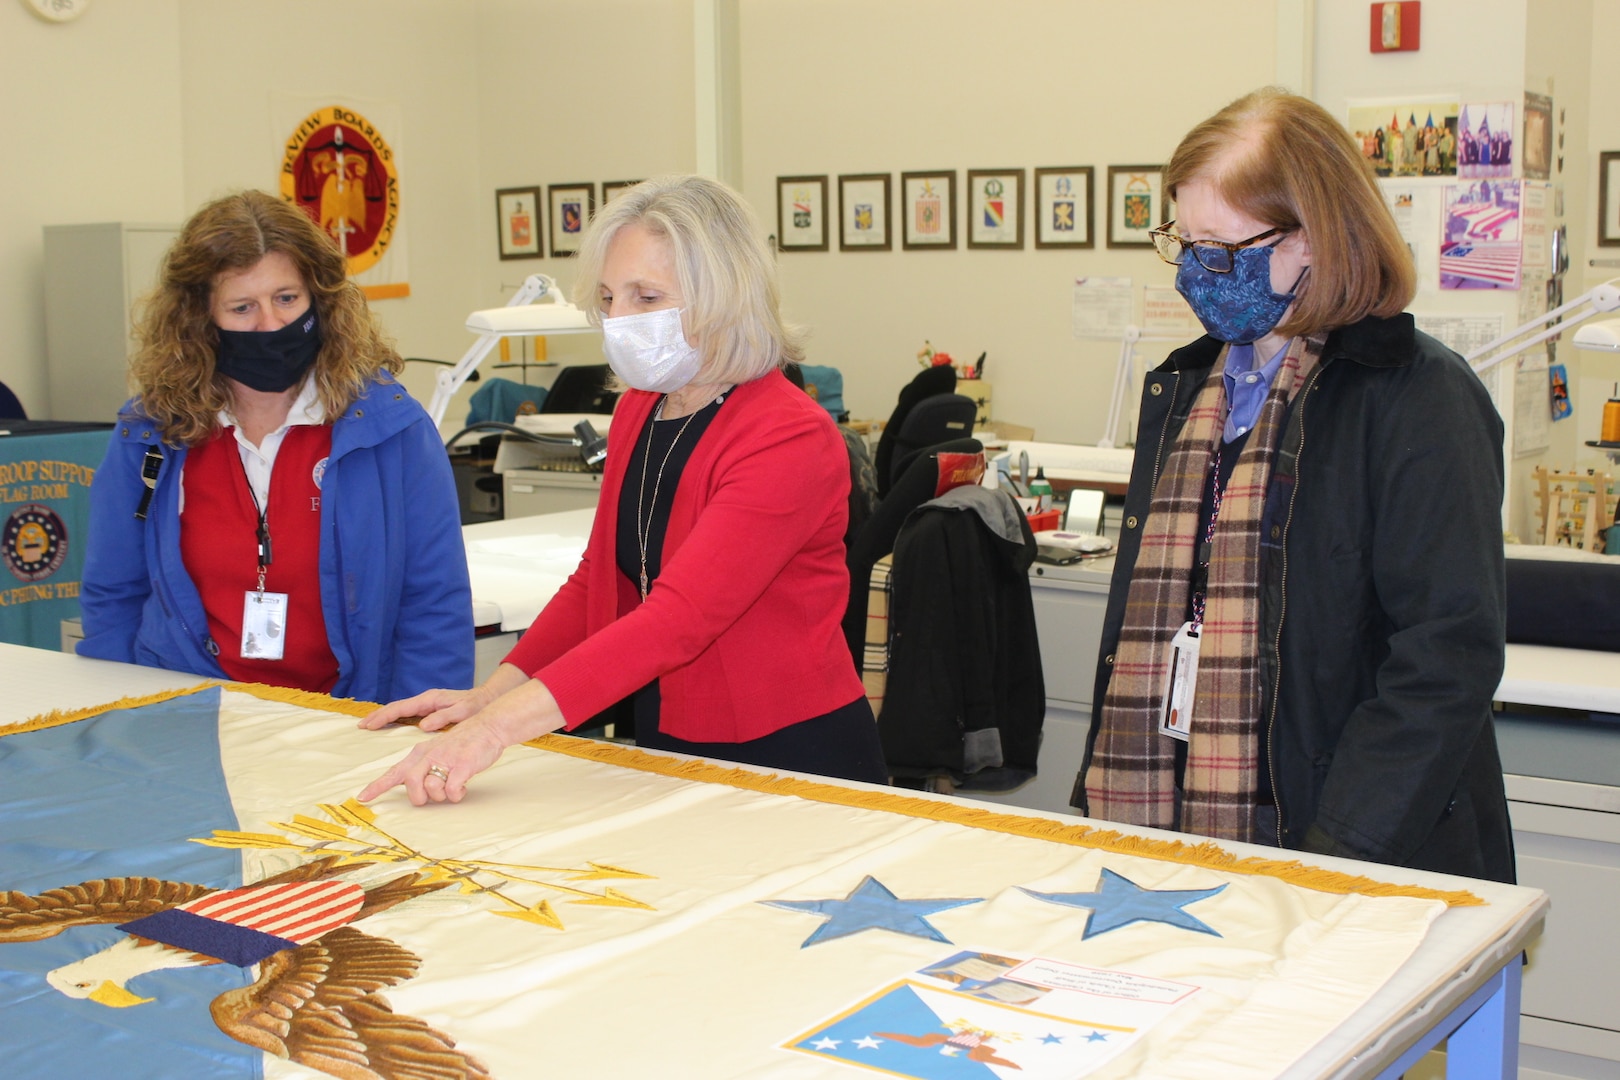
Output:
[1040, 1033, 1065, 1044]
[1086, 1030, 1110, 1043]
[761, 875, 982, 948]
[1020, 867, 1226, 939]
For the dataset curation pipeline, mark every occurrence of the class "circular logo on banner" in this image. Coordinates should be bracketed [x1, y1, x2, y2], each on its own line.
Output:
[280, 105, 400, 275]
[3, 503, 68, 582]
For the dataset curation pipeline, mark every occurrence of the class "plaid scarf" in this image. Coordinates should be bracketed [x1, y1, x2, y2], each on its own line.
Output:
[1085, 335, 1323, 843]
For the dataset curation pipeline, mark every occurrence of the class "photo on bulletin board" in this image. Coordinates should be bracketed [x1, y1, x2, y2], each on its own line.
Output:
[900, 170, 956, 250]
[1347, 99, 1459, 178]
[1033, 166, 1094, 249]
[1523, 93, 1553, 181]
[602, 180, 643, 203]
[967, 169, 1024, 249]
[547, 183, 595, 257]
[1601, 153, 1620, 247]
[776, 175, 829, 252]
[1106, 165, 1164, 248]
[1457, 103, 1515, 179]
[1440, 179, 1522, 289]
[838, 173, 892, 251]
[496, 186, 543, 260]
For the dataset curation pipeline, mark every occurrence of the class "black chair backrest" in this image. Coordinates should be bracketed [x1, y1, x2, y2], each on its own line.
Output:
[888, 394, 977, 488]
[541, 364, 619, 414]
[843, 437, 983, 662]
[0, 381, 25, 421]
[873, 365, 957, 497]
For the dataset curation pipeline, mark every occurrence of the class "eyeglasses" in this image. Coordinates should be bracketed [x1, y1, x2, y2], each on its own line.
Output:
[1148, 220, 1290, 273]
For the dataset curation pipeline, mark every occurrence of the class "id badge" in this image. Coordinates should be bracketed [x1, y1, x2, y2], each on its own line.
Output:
[241, 590, 289, 660]
[1157, 621, 1200, 742]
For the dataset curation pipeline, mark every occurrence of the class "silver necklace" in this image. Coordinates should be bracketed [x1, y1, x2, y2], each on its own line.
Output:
[635, 395, 705, 601]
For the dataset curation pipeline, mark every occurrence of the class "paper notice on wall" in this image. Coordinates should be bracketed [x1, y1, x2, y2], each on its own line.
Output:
[1514, 358, 1551, 456]
[1073, 277, 1133, 339]
[1414, 312, 1506, 408]
[1381, 182, 1442, 291]
[1142, 285, 1201, 336]
[1522, 181, 1551, 276]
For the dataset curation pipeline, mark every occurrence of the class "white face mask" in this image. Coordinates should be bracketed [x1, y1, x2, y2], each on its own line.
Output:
[599, 307, 702, 393]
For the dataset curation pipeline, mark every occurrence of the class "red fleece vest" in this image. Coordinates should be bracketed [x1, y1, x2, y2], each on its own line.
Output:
[180, 426, 337, 692]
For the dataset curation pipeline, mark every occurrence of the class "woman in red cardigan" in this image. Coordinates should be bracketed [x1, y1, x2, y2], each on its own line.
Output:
[359, 176, 884, 805]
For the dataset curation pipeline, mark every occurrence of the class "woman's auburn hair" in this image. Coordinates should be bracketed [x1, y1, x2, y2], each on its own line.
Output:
[130, 189, 402, 446]
[1165, 86, 1416, 339]
[570, 175, 805, 386]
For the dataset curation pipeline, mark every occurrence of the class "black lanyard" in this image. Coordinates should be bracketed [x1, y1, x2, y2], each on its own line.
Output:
[237, 450, 273, 589]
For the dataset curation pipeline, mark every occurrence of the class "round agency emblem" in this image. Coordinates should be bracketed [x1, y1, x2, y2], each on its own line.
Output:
[280, 105, 400, 276]
[312, 456, 328, 490]
[4, 503, 69, 582]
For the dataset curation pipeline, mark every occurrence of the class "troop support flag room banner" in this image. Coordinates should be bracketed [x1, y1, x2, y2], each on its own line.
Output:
[0, 683, 1476, 1078]
[0, 427, 106, 649]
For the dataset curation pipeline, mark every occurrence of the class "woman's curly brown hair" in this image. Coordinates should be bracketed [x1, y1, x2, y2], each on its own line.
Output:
[129, 189, 402, 446]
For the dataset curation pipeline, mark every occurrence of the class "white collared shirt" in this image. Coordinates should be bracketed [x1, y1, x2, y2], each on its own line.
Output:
[187, 378, 327, 511]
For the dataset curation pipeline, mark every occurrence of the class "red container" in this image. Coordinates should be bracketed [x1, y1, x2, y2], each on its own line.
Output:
[1026, 509, 1061, 533]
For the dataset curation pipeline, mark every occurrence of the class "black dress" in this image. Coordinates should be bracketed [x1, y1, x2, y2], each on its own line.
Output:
[612, 392, 887, 785]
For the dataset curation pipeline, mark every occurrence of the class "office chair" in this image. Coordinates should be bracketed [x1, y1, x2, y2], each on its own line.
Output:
[885, 393, 977, 491]
[541, 363, 619, 415]
[0, 381, 26, 421]
[843, 437, 982, 664]
[873, 364, 958, 498]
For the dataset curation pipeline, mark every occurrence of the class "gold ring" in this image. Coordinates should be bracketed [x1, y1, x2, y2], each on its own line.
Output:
[427, 764, 450, 782]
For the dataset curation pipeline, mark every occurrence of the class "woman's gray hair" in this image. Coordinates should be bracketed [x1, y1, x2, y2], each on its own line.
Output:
[571, 175, 804, 384]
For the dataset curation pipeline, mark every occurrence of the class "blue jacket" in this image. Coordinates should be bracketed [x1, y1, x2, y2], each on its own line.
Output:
[77, 375, 475, 702]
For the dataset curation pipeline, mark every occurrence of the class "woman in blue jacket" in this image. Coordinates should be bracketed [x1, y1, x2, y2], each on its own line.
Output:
[78, 190, 473, 702]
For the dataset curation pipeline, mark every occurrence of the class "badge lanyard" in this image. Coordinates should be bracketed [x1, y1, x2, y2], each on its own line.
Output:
[1160, 449, 1226, 742]
[238, 452, 288, 662]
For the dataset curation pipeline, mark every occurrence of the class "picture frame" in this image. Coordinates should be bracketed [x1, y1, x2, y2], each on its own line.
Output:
[495, 186, 543, 260]
[547, 183, 596, 257]
[900, 170, 956, 250]
[966, 168, 1024, 249]
[1033, 166, 1094, 249]
[776, 175, 829, 252]
[602, 179, 643, 203]
[1106, 165, 1166, 248]
[838, 173, 892, 251]
[1600, 152, 1620, 247]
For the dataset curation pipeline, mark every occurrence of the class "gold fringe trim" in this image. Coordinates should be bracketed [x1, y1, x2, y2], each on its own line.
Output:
[6, 685, 1482, 907]
[1, 682, 221, 737]
[4, 680, 379, 737]
[527, 734, 1484, 908]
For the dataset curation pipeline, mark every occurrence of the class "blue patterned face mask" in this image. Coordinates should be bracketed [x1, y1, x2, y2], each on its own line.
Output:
[1175, 243, 1306, 344]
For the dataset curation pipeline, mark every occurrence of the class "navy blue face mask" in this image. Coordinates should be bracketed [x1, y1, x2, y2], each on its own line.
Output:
[1175, 242, 1307, 344]
[214, 307, 321, 393]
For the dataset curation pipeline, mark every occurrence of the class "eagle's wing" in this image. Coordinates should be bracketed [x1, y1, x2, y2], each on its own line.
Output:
[212, 924, 490, 1080]
[0, 878, 213, 942]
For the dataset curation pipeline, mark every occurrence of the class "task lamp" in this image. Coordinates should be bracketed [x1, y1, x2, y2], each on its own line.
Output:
[1464, 278, 1620, 376]
[425, 273, 597, 428]
[1100, 324, 1186, 448]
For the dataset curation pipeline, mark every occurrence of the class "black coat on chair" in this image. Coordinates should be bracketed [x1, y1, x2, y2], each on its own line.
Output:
[873, 365, 958, 497]
[0, 381, 25, 421]
[843, 438, 982, 663]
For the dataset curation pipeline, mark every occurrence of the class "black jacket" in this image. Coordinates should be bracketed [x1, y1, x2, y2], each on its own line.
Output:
[1074, 315, 1515, 883]
[881, 488, 1045, 789]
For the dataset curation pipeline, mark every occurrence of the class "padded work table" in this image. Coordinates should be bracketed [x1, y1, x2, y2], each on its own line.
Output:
[0, 642, 1547, 1078]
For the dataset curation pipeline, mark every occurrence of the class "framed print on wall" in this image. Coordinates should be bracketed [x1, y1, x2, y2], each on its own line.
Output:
[602, 179, 643, 203]
[1600, 152, 1620, 247]
[496, 186, 543, 260]
[900, 171, 956, 250]
[548, 183, 596, 257]
[838, 173, 892, 251]
[1107, 165, 1166, 248]
[776, 175, 829, 252]
[967, 169, 1024, 249]
[1034, 166, 1094, 249]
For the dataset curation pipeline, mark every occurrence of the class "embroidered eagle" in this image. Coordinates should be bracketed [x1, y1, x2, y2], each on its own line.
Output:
[0, 856, 490, 1079]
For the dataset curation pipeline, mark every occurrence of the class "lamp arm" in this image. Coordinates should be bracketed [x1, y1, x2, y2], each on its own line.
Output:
[1467, 279, 1620, 376]
[425, 274, 567, 429]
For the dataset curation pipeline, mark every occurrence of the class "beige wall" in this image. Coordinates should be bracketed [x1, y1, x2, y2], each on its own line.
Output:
[0, 0, 186, 415]
[737, 0, 1279, 443]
